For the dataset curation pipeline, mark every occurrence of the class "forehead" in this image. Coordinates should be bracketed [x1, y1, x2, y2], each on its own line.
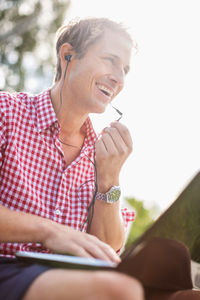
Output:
[88, 29, 132, 65]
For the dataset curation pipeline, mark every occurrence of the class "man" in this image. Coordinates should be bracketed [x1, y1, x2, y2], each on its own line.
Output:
[0, 18, 144, 300]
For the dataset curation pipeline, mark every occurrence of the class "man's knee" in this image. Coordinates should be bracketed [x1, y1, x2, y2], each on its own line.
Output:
[94, 271, 144, 300]
[23, 268, 144, 300]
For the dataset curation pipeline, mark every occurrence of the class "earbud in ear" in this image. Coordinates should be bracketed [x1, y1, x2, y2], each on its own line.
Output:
[65, 55, 72, 62]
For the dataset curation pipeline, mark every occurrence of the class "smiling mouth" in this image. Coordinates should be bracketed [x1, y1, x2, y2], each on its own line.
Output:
[96, 84, 114, 98]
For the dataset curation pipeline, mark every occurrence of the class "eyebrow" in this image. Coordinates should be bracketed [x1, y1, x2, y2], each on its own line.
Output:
[104, 53, 130, 74]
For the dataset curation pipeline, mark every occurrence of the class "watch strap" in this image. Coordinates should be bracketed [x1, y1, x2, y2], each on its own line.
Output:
[95, 186, 121, 203]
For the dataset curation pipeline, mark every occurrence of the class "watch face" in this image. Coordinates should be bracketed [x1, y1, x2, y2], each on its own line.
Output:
[107, 187, 121, 202]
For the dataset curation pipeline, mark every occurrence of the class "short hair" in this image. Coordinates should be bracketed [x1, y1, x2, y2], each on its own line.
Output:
[54, 17, 134, 82]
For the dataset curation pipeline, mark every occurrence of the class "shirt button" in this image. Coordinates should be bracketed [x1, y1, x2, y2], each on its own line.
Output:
[55, 209, 61, 216]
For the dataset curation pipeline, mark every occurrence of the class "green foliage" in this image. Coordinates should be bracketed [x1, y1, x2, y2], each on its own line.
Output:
[0, 0, 71, 92]
[125, 197, 160, 248]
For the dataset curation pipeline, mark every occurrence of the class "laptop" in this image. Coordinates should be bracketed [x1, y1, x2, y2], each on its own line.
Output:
[16, 171, 200, 270]
[121, 170, 200, 262]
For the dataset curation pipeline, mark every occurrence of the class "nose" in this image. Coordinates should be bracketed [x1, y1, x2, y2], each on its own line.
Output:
[108, 67, 125, 90]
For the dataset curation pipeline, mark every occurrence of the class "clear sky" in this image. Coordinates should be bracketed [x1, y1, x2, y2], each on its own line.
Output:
[66, 0, 200, 212]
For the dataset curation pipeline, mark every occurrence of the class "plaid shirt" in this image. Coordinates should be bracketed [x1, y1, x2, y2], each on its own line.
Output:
[0, 89, 135, 257]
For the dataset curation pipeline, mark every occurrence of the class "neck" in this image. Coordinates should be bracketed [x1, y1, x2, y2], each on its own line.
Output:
[50, 83, 88, 137]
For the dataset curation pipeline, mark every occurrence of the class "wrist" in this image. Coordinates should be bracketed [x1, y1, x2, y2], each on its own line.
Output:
[38, 218, 57, 245]
[97, 179, 119, 193]
[96, 186, 121, 204]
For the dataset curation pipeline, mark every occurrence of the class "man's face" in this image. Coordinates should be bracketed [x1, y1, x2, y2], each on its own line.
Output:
[65, 29, 132, 114]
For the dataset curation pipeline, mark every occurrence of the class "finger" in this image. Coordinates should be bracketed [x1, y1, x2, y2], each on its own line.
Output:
[103, 127, 127, 154]
[100, 132, 119, 155]
[73, 240, 121, 264]
[95, 139, 108, 158]
[95, 136, 118, 159]
[85, 236, 121, 263]
[68, 234, 113, 262]
[84, 242, 119, 263]
[110, 122, 133, 149]
[97, 241, 121, 264]
[67, 244, 95, 259]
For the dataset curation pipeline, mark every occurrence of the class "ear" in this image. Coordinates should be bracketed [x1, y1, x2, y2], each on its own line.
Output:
[59, 43, 74, 63]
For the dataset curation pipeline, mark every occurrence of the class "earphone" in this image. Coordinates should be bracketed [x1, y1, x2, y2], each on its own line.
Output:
[57, 55, 71, 114]
[65, 55, 72, 62]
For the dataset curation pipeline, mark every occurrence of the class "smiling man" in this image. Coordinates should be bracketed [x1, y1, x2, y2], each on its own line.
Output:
[50, 19, 134, 250]
[0, 18, 144, 300]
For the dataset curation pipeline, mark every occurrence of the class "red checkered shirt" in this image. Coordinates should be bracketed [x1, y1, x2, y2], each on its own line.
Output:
[0, 89, 135, 257]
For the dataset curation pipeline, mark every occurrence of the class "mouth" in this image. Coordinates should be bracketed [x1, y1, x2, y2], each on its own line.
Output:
[96, 83, 114, 99]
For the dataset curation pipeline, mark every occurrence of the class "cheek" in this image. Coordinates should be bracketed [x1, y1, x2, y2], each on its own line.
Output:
[70, 65, 94, 82]
[68, 59, 106, 90]
[71, 72, 96, 93]
[68, 74, 92, 98]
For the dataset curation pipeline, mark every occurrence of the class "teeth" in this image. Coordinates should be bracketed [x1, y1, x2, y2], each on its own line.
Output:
[97, 84, 113, 97]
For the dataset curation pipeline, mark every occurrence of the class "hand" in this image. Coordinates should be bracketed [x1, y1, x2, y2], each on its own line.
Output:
[95, 121, 133, 192]
[43, 221, 121, 264]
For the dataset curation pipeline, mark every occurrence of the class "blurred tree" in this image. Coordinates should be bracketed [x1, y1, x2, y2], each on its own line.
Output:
[125, 197, 160, 248]
[0, 0, 70, 92]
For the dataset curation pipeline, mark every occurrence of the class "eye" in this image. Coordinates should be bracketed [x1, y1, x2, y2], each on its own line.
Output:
[104, 57, 115, 64]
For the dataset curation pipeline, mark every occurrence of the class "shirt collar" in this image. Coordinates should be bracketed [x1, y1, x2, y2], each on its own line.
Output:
[83, 117, 98, 148]
[36, 89, 57, 133]
[36, 89, 98, 150]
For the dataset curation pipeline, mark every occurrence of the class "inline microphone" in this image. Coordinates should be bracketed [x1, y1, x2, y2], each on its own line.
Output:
[110, 104, 123, 121]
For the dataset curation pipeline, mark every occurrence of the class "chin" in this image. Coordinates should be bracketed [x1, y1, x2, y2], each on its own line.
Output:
[93, 104, 108, 114]
[89, 96, 110, 114]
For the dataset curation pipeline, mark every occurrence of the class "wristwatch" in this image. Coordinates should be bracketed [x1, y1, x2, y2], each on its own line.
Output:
[95, 186, 121, 204]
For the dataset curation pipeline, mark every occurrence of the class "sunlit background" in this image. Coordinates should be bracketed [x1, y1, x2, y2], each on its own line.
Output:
[1, 0, 199, 214]
[66, 0, 200, 213]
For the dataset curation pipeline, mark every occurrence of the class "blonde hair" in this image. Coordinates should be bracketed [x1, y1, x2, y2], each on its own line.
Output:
[55, 17, 134, 82]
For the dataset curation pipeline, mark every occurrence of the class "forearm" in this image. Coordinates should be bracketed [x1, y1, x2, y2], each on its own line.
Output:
[0, 205, 52, 244]
[93, 122, 133, 250]
[90, 168, 124, 251]
[0, 205, 120, 262]
[89, 199, 125, 251]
